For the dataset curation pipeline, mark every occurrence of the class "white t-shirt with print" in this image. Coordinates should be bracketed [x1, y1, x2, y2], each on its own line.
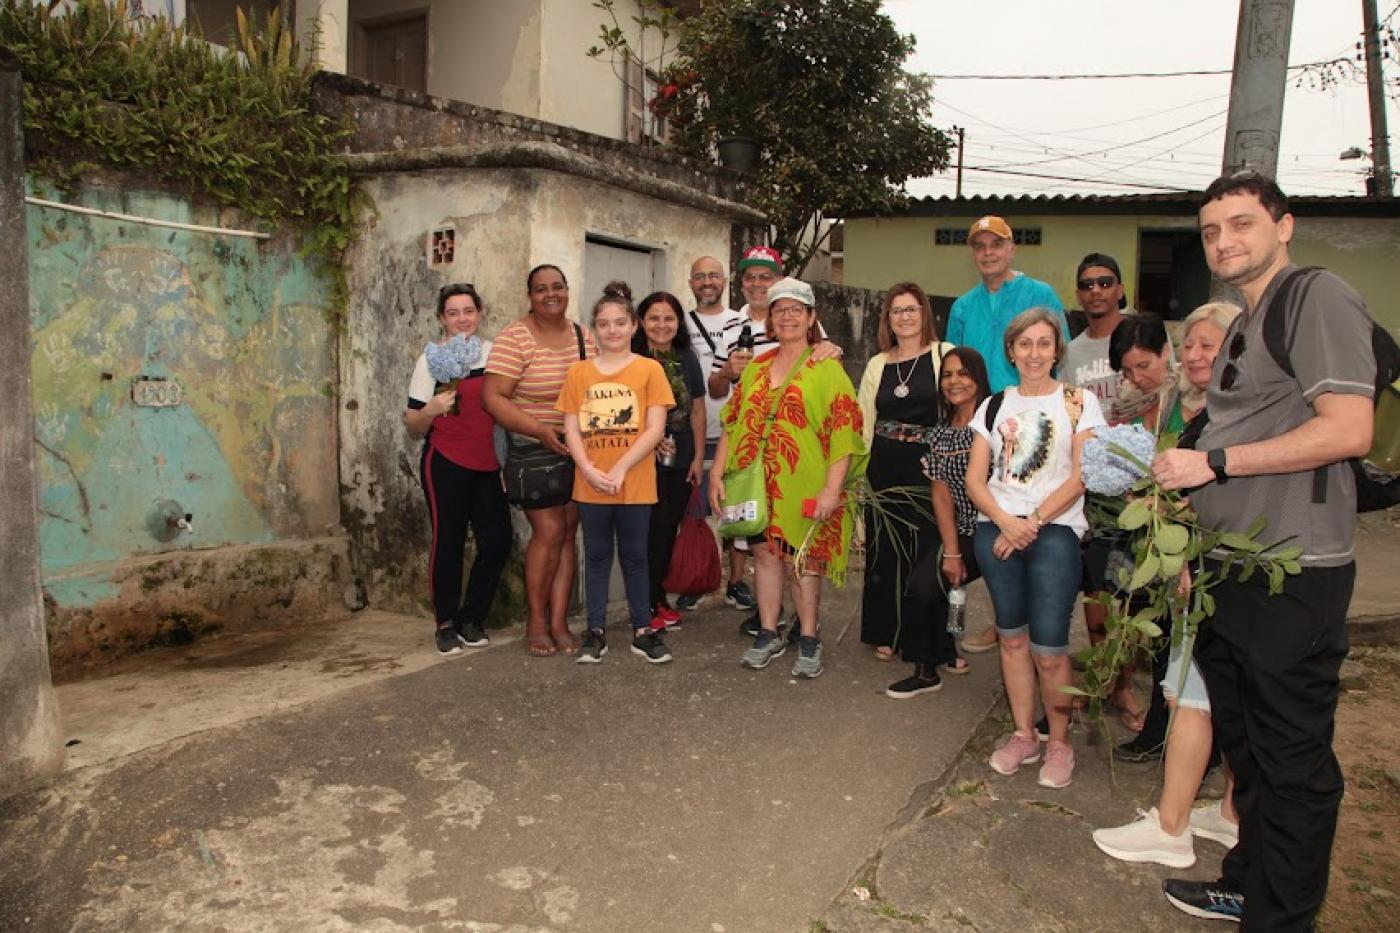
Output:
[970, 385, 1106, 537]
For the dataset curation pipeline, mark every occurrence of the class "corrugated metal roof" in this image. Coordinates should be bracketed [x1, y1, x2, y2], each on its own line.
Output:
[846, 192, 1400, 219]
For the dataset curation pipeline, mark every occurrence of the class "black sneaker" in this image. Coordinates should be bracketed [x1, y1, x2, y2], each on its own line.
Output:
[631, 629, 673, 664]
[457, 620, 489, 648]
[1162, 879, 1244, 923]
[1114, 734, 1165, 764]
[740, 612, 762, 638]
[435, 624, 465, 656]
[576, 629, 607, 664]
[886, 669, 942, 699]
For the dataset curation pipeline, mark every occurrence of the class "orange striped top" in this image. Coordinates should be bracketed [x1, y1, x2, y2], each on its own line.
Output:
[485, 318, 597, 429]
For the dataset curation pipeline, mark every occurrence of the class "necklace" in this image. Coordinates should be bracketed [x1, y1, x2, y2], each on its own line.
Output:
[892, 352, 919, 398]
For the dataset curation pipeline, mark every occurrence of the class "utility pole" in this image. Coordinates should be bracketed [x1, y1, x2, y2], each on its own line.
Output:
[1221, 0, 1296, 178]
[1362, 0, 1394, 197]
[955, 126, 966, 198]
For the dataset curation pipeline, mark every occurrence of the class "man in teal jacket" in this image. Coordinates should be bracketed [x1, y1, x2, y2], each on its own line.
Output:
[946, 215, 1069, 392]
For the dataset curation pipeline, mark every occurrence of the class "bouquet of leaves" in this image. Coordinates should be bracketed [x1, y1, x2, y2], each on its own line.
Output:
[1068, 423, 1303, 728]
[424, 334, 483, 414]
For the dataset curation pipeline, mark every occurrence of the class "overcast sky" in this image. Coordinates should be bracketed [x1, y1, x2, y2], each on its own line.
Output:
[883, 0, 1398, 198]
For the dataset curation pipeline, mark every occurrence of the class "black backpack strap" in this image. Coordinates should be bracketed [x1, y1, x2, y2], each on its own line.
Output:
[1257, 268, 1331, 502]
[573, 322, 586, 360]
[983, 391, 1006, 432]
[1261, 266, 1324, 379]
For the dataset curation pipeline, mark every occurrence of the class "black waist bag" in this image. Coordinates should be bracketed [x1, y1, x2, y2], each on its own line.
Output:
[503, 436, 574, 508]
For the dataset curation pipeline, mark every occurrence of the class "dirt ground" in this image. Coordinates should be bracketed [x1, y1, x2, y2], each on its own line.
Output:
[1321, 645, 1400, 931]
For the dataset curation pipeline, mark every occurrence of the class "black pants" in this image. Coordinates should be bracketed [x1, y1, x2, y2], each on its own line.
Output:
[906, 533, 980, 667]
[1195, 561, 1354, 931]
[420, 446, 513, 627]
[648, 470, 692, 608]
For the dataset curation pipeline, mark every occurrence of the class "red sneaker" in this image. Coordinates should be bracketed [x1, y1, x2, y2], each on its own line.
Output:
[654, 603, 682, 628]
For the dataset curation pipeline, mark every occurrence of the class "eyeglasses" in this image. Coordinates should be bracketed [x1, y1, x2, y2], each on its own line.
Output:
[690, 272, 725, 282]
[770, 305, 811, 318]
[1076, 276, 1117, 291]
[889, 305, 923, 317]
[1220, 331, 1247, 390]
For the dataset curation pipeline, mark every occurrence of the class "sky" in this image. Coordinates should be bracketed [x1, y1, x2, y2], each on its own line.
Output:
[883, 0, 1400, 198]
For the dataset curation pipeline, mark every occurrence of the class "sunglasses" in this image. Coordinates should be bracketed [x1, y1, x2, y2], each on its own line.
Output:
[439, 282, 477, 296]
[1220, 331, 1247, 390]
[1076, 275, 1118, 291]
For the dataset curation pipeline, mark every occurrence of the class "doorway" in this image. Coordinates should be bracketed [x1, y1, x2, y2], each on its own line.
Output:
[354, 11, 428, 93]
[1136, 230, 1211, 321]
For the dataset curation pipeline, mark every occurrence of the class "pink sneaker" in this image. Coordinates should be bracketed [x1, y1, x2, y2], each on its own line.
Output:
[1038, 740, 1075, 788]
[989, 731, 1042, 775]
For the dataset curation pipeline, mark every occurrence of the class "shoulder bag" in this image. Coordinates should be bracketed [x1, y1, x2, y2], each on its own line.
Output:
[503, 323, 586, 509]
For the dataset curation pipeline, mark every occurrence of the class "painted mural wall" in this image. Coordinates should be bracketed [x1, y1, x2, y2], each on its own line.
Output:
[340, 165, 732, 615]
[27, 180, 345, 672]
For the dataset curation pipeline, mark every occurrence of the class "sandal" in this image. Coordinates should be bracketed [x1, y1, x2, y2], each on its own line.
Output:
[943, 657, 971, 675]
[960, 628, 998, 654]
[526, 634, 557, 657]
[551, 630, 581, 656]
[874, 646, 896, 661]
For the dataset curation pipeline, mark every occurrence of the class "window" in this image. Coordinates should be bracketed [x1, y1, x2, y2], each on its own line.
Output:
[935, 227, 1043, 246]
[624, 53, 669, 145]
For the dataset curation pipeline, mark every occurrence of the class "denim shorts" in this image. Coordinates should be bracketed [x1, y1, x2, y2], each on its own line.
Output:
[974, 521, 1082, 655]
[1162, 615, 1211, 711]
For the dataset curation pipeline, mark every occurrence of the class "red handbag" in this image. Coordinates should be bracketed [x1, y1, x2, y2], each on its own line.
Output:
[662, 487, 722, 596]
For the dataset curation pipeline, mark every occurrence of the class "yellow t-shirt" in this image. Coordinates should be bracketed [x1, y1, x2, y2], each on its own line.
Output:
[556, 355, 676, 505]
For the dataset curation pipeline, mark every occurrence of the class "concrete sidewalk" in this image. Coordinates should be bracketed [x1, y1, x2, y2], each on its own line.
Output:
[0, 583, 1003, 932]
[3, 520, 1396, 931]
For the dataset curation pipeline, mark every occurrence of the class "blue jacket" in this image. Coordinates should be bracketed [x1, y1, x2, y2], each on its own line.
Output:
[946, 273, 1068, 392]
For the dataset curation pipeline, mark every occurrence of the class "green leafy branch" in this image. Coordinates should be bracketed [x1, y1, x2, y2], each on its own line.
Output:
[1067, 436, 1303, 729]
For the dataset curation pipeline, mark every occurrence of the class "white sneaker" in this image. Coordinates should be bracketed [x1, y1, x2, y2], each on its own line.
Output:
[1188, 800, 1240, 848]
[1092, 807, 1195, 869]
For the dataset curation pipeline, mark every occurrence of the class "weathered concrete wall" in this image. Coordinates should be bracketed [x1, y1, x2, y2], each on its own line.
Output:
[26, 177, 347, 673]
[313, 72, 743, 205]
[340, 165, 733, 615]
[1, 59, 65, 797]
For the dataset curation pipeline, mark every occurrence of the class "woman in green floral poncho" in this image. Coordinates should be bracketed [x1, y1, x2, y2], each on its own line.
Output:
[708, 278, 867, 679]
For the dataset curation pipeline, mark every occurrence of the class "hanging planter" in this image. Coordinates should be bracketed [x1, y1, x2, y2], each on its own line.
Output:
[716, 135, 760, 173]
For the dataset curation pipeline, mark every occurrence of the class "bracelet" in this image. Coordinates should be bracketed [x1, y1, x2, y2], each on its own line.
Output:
[1031, 508, 1044, 525]
[943, 553, 962, 560]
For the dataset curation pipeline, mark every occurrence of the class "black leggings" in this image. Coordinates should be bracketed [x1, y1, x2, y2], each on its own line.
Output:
[420, 446, 512, 627]
[907, 532, 982, 666]
[648, 470, 692, 608]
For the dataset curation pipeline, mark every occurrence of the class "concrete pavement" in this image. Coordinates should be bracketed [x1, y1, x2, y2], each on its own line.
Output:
[0, 583, 1002, 932]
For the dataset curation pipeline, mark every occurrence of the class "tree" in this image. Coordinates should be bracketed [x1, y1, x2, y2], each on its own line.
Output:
[654, 0, 951, 275]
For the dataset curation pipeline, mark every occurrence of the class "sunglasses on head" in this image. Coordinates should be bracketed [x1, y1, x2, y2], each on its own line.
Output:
[439, 283, 477, 296]
[1076, 275, 1118, 291]
[1220, 331, 1247, 390]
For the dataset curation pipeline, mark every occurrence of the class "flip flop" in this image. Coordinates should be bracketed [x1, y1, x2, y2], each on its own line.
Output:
[526, 635, 557, 658]
[944, 657, 971, 675]
[874, 646, 896, 661]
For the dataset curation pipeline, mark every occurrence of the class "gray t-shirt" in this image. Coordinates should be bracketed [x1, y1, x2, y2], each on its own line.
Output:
[1191, 265, 1375, 566]
[1061, 332, 1124, 408]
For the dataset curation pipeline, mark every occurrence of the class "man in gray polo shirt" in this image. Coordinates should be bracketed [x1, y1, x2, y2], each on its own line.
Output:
[1152, 173, 1375, 929]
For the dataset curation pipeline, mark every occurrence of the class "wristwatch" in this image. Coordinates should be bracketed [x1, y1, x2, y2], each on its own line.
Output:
[1207, 448, 1229, 485]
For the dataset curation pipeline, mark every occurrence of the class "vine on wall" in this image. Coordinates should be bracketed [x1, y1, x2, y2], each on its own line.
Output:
[0, 0, 361, 316]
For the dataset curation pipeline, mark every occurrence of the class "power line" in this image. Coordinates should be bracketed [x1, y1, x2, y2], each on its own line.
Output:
[974, 111, 1227, 171]
[930, 57, 1349, 81]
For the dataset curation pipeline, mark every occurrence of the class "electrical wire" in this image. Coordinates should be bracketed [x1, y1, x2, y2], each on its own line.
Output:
[929, 57, 1350, 81]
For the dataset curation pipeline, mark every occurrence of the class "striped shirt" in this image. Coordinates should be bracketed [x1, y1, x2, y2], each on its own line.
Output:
[711, 304, 828, 372]
[485, 318, 596, 430]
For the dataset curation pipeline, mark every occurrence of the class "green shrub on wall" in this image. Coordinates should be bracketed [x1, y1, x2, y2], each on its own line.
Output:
[0, 0, 359, 315]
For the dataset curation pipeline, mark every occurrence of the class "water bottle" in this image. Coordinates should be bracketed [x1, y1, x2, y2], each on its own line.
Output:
[659, 429, 676, 467]
[946, 586, 967, 637]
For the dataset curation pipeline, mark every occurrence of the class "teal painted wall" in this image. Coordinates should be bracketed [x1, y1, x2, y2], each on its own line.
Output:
[27, 182, 340, 609]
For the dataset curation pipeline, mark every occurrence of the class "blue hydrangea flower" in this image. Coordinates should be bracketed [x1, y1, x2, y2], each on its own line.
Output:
[425, 333, 483, 383]
[1081, 423, 1157, 496]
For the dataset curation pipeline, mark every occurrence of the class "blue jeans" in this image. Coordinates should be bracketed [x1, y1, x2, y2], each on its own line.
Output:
[577, 502, 653, 632]
[974, 521, 1081, 655]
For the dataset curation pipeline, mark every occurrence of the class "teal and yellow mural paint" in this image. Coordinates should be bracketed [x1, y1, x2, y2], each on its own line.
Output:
[27, 183, 341, 663]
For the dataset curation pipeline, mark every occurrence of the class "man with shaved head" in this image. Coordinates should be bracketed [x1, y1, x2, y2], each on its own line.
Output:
[677, 256, 747, 612]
